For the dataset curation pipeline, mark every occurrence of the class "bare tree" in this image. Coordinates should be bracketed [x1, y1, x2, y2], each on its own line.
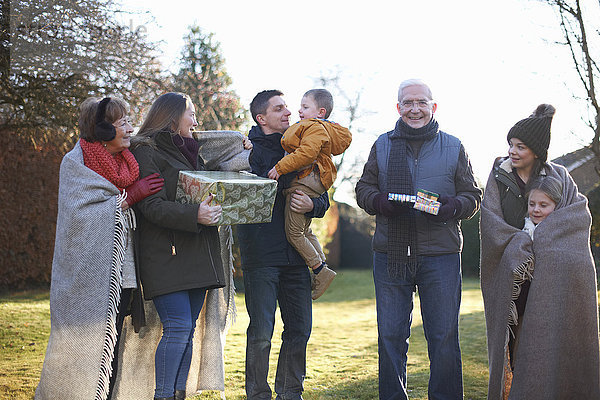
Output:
[1, 0, 167, 148]
[314, 67, 373, 192]
[542, 0, 600, 173]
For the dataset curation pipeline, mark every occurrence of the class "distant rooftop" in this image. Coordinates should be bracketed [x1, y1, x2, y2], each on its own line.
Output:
[553, 146, 598, 194]
[553, 146, 595, 171]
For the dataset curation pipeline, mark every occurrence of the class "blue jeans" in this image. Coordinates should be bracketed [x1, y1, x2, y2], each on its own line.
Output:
[244, 266, 312, 400]
[152, 288, 207, 398]
[373, 252, 463, 400]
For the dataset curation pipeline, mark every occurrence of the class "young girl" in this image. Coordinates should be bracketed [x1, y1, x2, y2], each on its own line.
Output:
[522, 176, 563, 239]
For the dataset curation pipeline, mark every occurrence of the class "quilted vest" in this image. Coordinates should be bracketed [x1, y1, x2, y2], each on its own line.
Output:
[372, 130, 463, 255]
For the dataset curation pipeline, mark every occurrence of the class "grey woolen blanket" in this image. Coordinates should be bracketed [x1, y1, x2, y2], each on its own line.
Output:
[36, 143, 128, 400]
[480, 161, 600, 399]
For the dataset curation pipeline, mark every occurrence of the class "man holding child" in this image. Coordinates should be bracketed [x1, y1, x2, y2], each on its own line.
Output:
[237, 89, 331, 400]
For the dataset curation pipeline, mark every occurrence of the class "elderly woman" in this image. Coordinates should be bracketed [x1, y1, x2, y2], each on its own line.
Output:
[36, 97, 164, 400]
[480, 104, 600, 399]
[129, 92, 226, 400]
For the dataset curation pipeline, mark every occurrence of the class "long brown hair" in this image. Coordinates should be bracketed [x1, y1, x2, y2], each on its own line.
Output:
[132, 92, 191, 146]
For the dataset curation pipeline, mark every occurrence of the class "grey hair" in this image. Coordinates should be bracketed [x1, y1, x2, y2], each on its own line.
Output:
[397, 79, 433, 102]
[526, 176, 563, 206]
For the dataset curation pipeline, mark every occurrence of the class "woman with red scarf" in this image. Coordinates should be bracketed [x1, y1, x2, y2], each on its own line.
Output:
[36, 97, 163, 400]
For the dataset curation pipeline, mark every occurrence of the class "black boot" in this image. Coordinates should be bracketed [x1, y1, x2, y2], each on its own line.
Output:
[174, 390, 186, 400]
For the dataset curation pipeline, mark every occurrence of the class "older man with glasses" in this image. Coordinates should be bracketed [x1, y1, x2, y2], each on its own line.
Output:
[355, 79, 482, 400]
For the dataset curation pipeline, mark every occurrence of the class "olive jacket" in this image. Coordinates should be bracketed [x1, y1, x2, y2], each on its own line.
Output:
[492, 156, 547, 229]
[132, 131, 225, 300]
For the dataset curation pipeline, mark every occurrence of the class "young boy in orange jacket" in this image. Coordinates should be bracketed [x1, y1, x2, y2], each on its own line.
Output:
[268, 89, 352, 299]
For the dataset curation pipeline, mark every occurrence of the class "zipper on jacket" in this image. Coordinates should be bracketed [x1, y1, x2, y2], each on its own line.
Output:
[205, 234, 221, 285]
[169, 231, 176, 256]
[413, 157, 419, 190]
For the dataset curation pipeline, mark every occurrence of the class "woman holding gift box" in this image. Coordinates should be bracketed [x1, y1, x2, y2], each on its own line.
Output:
[480, 104, 600, 399]
[36, 97, 164, 400]
[130, 92, 226, 400]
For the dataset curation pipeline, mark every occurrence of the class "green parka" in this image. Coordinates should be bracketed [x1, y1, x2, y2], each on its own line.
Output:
[493, 157, 547, 229]
[132, 131, 225, 300]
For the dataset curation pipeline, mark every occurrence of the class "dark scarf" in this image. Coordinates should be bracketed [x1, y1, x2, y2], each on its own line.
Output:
[387, 118, 439, 278]
[172, 134, 199, 170]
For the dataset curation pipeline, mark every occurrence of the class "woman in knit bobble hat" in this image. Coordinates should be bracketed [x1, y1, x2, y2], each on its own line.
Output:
[479, 104, 600, 399]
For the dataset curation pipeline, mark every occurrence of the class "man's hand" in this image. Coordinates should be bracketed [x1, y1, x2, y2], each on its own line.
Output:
[242, 136, 253, 150]
[372, 192, 408, 217]
[290, 190, 314, 213]
[268, 166, 280, 180]
[425, 195, 462, 222]
[197, 193, 222, 225]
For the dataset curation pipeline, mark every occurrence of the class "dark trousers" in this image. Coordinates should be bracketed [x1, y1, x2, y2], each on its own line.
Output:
[244, 266, 312, 400]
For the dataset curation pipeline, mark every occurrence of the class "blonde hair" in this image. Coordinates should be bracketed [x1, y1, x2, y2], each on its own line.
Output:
[304, 89, 334, 119]
[527, 176, 563, 206]
[78, 97, 129, 142]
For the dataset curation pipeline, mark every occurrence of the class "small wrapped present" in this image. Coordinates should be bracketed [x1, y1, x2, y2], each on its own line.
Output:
[416, 189, 439, 202]
[413, 189, 441, 215]
[176, 171, 277, 226]
[388, 193, 416, 203]
[387, 189, 441, 215]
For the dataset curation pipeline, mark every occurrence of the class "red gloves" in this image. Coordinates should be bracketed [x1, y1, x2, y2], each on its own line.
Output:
[125, 173, 164, 206]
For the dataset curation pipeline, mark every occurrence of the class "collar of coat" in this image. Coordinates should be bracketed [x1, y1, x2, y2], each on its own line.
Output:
[497, 156, 548, 176]
[154, 130, 200, 170]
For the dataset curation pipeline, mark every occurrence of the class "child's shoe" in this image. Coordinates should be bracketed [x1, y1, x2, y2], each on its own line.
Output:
[311, 265, 336, 300]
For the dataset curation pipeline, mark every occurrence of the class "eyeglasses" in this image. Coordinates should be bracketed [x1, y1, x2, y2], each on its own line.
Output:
[399, 99, 432, 109]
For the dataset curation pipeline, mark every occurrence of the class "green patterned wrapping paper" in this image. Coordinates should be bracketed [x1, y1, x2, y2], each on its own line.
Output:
[176, 171, 277, 226]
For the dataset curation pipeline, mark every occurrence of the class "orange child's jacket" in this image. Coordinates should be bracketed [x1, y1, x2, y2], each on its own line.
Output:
[274, 118, 352, 190]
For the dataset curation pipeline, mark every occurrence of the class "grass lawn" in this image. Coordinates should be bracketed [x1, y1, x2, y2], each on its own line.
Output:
[1, 270, 489, 399]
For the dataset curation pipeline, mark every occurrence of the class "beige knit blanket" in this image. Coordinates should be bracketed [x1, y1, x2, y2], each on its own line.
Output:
[481, 161, 600, 399]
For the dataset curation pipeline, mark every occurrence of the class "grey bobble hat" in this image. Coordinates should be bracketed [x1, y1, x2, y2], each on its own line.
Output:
[507, 104, 556, 162]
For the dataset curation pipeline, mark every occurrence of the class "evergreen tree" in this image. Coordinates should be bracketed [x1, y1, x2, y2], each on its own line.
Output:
[171, 26, 246, 131]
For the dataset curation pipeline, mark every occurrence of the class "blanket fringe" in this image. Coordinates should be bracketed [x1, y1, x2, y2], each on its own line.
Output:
[95, 194, 128, 400]
[120, 190, 137, 230]
[223, 225, 237, 328]
[502, 254, 535, 399]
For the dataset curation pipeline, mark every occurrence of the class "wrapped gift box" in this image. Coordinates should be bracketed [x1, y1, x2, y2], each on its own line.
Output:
[388, 189, 441, 215]
[176, 171, 277, 226]
[413, 189, 440, 215]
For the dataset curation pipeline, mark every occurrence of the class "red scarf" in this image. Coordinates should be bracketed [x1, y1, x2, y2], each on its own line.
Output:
[80, 139, 139, 190]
